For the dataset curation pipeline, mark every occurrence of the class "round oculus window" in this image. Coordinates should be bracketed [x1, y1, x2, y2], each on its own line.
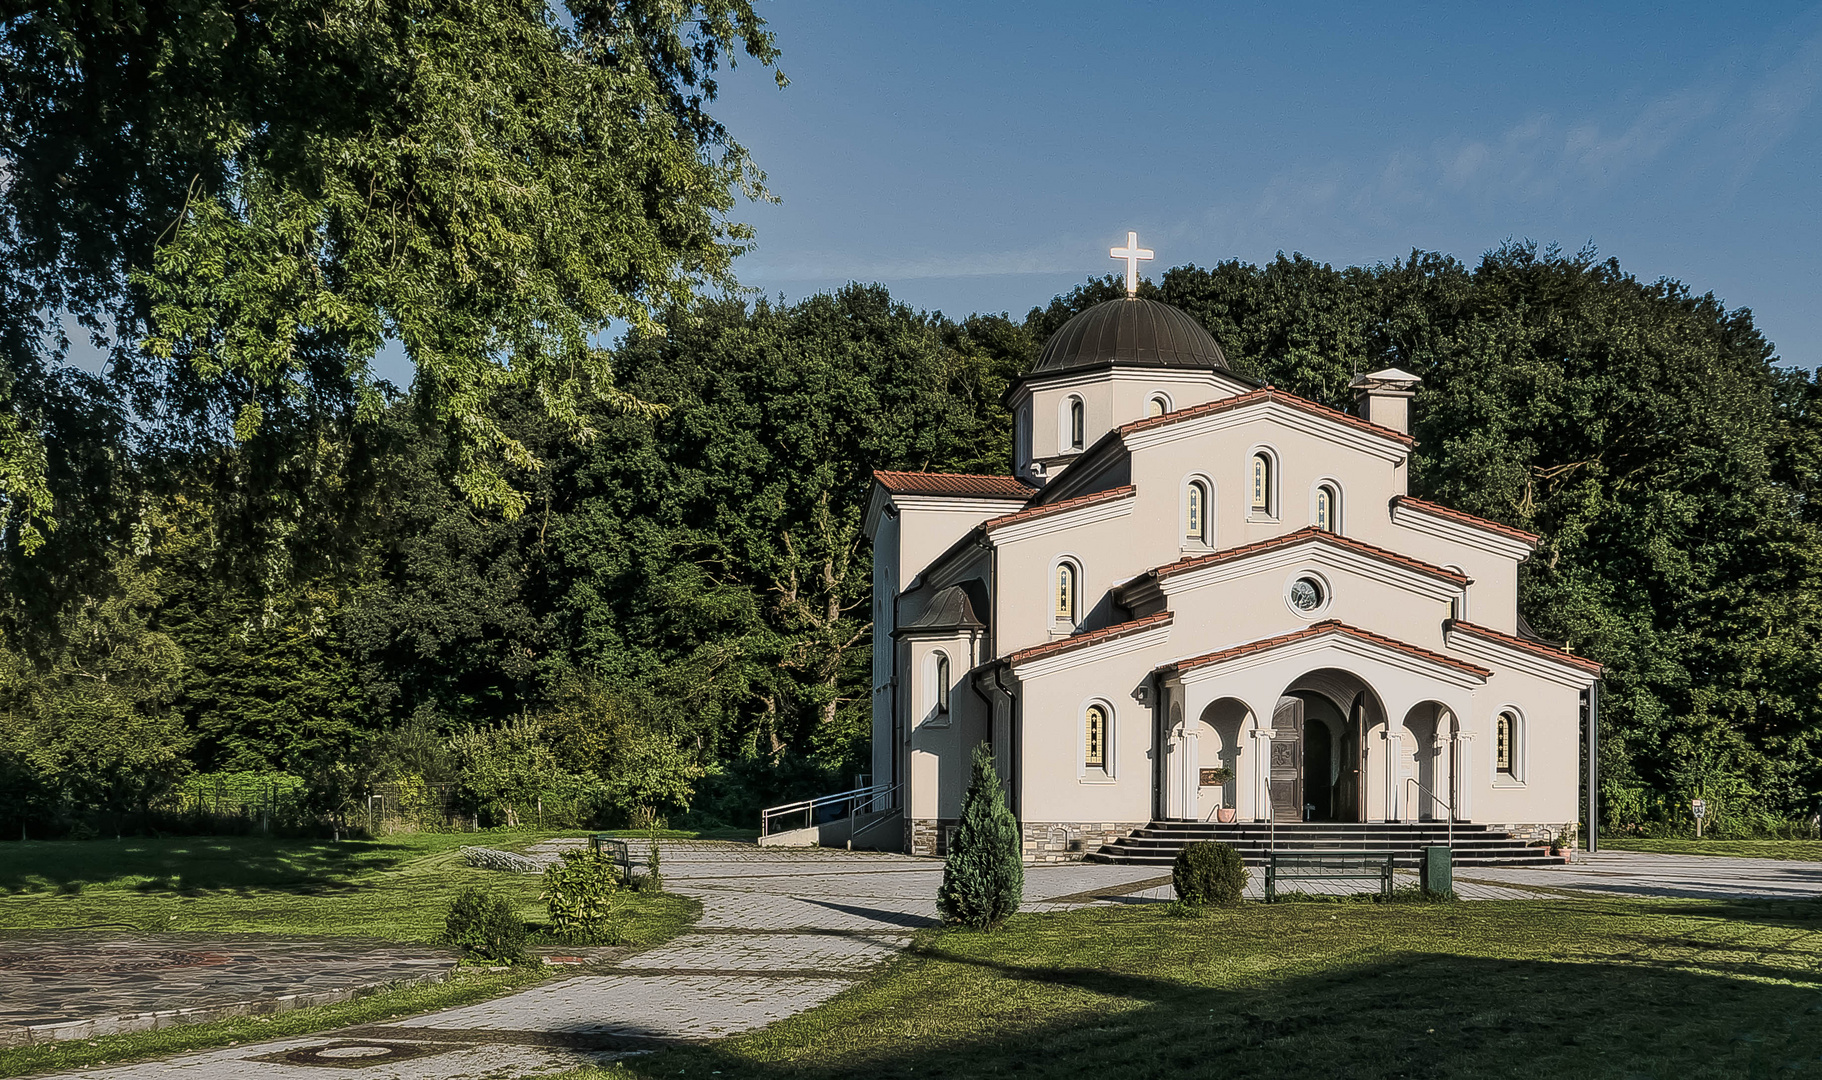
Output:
[1289, 576, 1325, 612]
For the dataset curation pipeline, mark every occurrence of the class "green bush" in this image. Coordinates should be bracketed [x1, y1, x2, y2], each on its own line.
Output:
[937, 744, 1023, 929]
[443, 887, 528, 964]
[1172, 841, 1248, 905]
[542, 848, 622, 943]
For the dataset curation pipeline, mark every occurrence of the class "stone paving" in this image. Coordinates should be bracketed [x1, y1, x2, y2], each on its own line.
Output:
[28, 841, 1822, 1079]
[0, 938, 452, 1048]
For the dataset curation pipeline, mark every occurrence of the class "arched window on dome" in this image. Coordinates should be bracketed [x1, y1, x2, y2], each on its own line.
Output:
[1250, 452, 1274, 516]
[1069, 398, 1085, 450]
[1185, 480, 1208, 544]
[1147, 393, 1170, 418]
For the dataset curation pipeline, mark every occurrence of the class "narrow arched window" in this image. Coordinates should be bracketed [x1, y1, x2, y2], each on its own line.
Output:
[1069, 398, 1085, 449]
[1148, 395, 1168, 418]
[934, 652, 950, 715]
[1496, 711, 1517, 779]
[1315, 484, 1336, 531]
[1054, 562, 1077, 623]
[1251, 453, 1272, 515]
[1085, 705, 1108, 769]
[1185, 481, 1207, 543]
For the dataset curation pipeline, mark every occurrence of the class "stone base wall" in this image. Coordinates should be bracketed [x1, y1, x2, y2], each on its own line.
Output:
[1486, 822, 1579, 848]
[1021, 821, 1146, 864]
[907, 817, 958, 857]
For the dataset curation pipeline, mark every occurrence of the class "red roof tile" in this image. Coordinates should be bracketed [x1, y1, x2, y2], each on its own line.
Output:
[1446, 619, 1602, 675]
[1162, 620, 1491, 679]
[1118, 388, 1416, 447]
[982, 485, 1137, 533]
[1008, 612, 1173, 668]
[1392, 496, 1540, 545]
[1148, 527, 1469, 585]
[873, 470, 1036, 500]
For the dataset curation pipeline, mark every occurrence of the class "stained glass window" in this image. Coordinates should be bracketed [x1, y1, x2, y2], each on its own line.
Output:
[1251, 453, 1271, 514]
[1085, 705, 1107, 769]
[1055, 563, 1076, 622]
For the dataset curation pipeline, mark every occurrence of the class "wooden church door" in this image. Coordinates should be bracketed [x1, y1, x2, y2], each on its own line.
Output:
[1271, 697, 1303, 822]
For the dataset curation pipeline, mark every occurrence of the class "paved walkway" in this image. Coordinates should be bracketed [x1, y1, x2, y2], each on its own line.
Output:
[29, 842, 1822, 1079]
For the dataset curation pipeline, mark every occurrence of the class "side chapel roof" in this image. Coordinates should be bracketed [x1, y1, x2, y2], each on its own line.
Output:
[872, 470, 1036, 500]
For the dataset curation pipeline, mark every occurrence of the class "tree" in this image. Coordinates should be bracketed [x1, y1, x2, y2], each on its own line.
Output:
[1, 0, 785, 523]
[938, 744, 1023, 929]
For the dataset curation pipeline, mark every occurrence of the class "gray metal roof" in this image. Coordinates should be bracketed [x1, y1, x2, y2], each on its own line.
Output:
[898, 585, 985, 634]
[1031, 297, 1228, 376]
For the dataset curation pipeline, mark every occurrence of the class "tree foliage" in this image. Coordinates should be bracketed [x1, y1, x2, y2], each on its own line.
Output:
[938, 744, 1024, 928]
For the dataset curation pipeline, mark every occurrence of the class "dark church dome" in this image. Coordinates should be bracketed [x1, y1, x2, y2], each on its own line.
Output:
[1032, 297, 1228, 376]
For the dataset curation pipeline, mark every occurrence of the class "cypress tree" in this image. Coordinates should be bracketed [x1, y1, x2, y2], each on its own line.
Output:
[937, 743, 1024, 928]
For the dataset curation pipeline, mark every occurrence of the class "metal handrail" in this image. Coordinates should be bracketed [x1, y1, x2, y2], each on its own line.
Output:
[760, 781, 897, 838]
[1403, 775, 1454, 850]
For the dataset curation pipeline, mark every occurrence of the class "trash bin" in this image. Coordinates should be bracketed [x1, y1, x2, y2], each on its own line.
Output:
[1420, 844, 1452, 896]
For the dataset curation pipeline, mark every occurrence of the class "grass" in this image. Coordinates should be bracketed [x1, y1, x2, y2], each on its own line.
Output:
[1601, 837, 1822, 861]
[0, 831, 703, 1077]
[573, 898, 1822, 1080]
[0, 831, 697, 943]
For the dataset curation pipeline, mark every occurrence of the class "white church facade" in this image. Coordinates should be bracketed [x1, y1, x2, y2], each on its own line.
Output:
[866, 237, 1601, 861]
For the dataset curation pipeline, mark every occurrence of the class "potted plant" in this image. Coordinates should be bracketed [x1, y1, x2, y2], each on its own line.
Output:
[1549, 832, 1574, 859]
[1201, 768, 1235, 822]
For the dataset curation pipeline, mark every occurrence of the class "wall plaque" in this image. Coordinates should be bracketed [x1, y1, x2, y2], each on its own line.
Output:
[1199, 768, 1224, 787]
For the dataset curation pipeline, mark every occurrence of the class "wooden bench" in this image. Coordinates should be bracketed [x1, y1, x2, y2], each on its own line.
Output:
[1263, 850, 1396, 902]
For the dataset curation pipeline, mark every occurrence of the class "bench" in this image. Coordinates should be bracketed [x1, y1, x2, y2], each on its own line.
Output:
[587, 835, 636, 884]
[1263, 850, 1396, 902]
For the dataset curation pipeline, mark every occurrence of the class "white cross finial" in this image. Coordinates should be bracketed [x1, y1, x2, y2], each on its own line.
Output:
[1109, 231, 1154, 297]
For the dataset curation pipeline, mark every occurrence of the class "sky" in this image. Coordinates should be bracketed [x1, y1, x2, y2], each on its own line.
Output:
[683, 0, 1822, 371]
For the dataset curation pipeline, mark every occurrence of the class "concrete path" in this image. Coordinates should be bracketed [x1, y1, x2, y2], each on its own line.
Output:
[30, 843, 1822, 1079]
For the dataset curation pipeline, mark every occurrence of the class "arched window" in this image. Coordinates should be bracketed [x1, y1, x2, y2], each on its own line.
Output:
[1069, 398, 1085, 450]
[1250, 452, 1273, 516]
[1315, 483, 1337, 531]
[1445, 566, 1467, 621]
[934, 652, 951, 715]
[1054, 562, 1078, 624]
[1496, 710, 1519, 780]
[1148, 394, 1169, 418]
[1085, 705, 1108, 770]
[1185, 481, 1208, 543]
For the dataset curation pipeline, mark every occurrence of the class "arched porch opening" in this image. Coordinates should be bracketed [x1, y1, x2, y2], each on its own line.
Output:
[1402, 701, 1455, 822]
[1164, 697, 1255, 821]
[1275, 669, 1387, 823]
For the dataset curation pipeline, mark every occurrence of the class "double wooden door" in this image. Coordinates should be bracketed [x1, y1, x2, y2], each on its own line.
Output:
[1270, 697, 1303, 822]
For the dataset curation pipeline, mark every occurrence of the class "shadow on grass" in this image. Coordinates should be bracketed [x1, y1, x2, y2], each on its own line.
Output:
[0, 836, 442, 894]
[610, 906, 1822, 1080]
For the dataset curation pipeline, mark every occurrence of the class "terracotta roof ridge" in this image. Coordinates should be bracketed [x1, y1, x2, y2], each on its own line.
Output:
[1149, 528, 1469, 584]
[1008, 611, 1173, 668]
[1446, 619, 1602, 674]
[1162, 620, 1491, 679]
[1117, 387, 1416, 447]
[1392, 495, 1540, 544]
[872, 469, 1037, 499]
[983, 484, 1136, 532]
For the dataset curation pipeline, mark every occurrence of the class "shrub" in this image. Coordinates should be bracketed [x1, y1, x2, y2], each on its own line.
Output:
[542, 848, 622, 943]
[443, 887, 528, 964]
[1173, 841, 1248, 905]
[937, 744, 1023, 929]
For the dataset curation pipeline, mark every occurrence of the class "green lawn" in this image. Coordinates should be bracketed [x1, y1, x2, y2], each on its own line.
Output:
[0, 831, 696, 943]
[1601, 837, 1822, 861]
[582, 898, 1822, 1080]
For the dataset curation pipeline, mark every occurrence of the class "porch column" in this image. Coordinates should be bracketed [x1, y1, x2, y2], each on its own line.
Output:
[1383, 726, 1404, 822]
[1250, 728, 1275, 822]
[1453, 732, 1475, 821]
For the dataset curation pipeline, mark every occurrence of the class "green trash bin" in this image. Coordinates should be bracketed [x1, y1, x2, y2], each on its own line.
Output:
[1421, 844, 1452, 896]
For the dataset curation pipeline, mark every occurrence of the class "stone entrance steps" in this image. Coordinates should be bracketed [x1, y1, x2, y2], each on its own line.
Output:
[1088, 821, 1564, 867]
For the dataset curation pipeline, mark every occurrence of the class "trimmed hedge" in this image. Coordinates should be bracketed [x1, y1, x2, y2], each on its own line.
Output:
[1172, 841, 1248, 905]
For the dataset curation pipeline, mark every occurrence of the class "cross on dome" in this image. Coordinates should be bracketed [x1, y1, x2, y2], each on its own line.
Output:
[1109, 231, 1154, 297]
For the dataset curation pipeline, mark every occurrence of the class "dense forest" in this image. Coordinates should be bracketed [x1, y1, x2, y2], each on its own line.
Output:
[3, 242, 1820, 838]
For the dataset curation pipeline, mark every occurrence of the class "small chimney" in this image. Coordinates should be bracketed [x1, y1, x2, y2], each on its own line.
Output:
[1350, 367, 1422, 435]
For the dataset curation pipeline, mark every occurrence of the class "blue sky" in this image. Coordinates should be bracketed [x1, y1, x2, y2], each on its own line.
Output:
[697, 0, 1822, 370]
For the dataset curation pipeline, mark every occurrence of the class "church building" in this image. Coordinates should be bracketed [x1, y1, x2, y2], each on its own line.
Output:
[865, 235, 1601, 861]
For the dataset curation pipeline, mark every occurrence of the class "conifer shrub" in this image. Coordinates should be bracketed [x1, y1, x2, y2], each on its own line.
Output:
[937, 744, 1024, 929]
[1173, 841, 1248, 906]
[542, 848, 623, 942]
[443, 887, 528, 964]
